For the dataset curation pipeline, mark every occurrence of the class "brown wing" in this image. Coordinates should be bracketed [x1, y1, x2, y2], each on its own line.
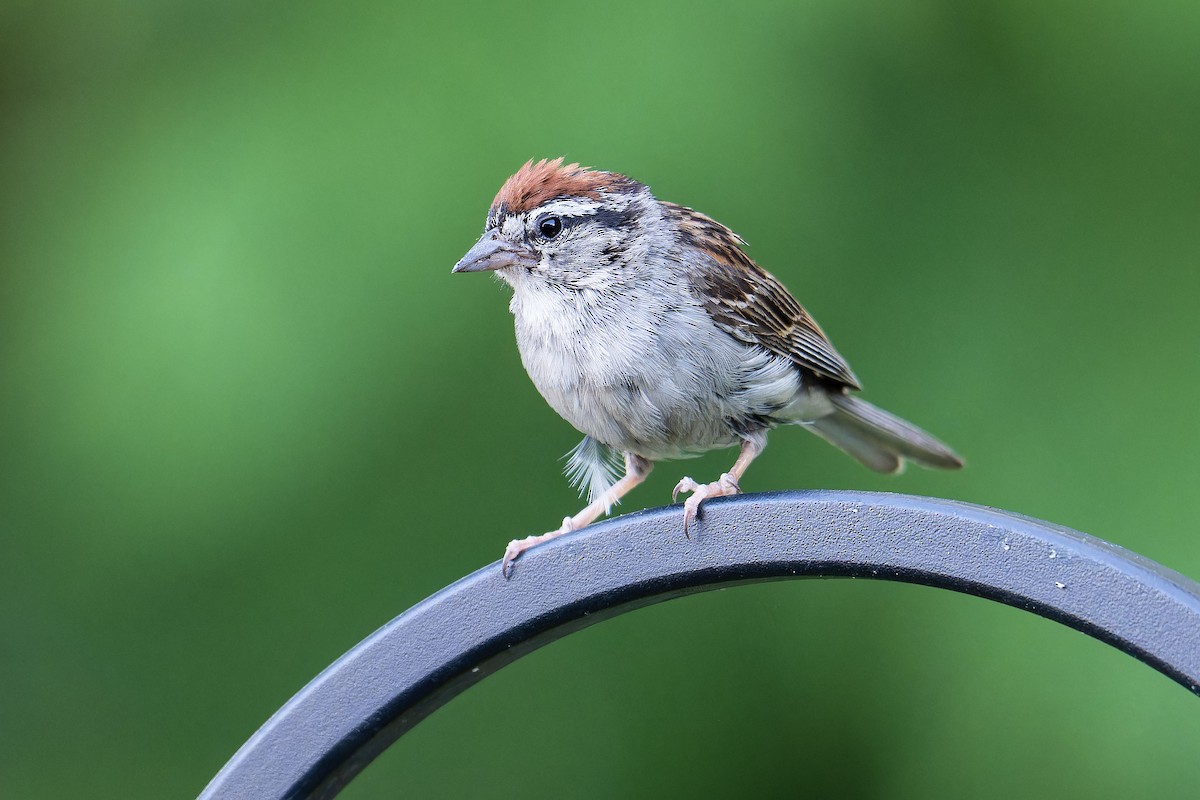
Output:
[666, 202, 862, 391]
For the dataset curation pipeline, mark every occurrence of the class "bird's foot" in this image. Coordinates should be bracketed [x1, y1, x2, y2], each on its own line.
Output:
[502, 517, 573, 578]
[671, 473, 741, 537]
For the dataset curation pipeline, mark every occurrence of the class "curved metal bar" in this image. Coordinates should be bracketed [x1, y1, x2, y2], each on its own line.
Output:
[198, 491, 1200, 799]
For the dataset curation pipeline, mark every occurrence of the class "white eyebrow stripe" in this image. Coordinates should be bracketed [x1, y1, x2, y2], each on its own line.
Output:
[530, 198, 603, 218]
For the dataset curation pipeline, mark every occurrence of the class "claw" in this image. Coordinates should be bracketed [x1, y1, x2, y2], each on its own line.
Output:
[501, 517, 572, 578]
[672, 476, 700, 503]
[502, 536, 534, 579]
[501, 542, 519, 579]
[672, 473, 743, 537]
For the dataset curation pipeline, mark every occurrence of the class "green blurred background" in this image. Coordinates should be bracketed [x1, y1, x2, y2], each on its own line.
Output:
[3, 0, 1199, 797]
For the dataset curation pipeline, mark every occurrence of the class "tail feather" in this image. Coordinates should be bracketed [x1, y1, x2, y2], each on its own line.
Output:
[807, 394, 963, 474]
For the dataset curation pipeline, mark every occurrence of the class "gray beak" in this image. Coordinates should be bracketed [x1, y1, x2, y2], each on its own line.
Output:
[452, 231, 539, 273]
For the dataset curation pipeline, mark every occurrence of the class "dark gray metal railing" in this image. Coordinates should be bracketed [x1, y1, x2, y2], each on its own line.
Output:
[198, 490, 1200, 799]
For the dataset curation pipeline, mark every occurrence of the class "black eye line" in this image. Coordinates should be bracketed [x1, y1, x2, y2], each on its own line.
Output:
[531, 207, 634, 238]
[532, 212, 579, 241]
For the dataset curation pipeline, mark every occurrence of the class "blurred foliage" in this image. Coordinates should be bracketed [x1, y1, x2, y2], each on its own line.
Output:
[2, 0, 1199, 797]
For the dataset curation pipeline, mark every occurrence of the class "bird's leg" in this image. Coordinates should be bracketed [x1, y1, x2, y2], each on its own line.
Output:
[672, 436, 765, 536]
[502, 454, 653, 577]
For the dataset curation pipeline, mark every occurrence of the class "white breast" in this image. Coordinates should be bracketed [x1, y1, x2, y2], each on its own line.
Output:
[507, 275, 803, 460]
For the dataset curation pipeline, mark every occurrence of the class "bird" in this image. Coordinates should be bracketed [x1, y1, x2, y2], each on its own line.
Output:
[453, 158, 962, 576]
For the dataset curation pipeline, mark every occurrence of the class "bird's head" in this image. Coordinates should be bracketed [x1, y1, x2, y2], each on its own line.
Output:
[453, 158, 655, 291]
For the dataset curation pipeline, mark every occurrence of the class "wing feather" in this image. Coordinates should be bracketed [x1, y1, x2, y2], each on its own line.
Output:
[665, 202, 862, 390]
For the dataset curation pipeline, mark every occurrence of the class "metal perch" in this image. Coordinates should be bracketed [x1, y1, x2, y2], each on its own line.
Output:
[199, 490, 1200, 799]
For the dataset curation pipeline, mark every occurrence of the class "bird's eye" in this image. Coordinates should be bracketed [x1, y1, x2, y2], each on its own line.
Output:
[537, 215, 563, 240]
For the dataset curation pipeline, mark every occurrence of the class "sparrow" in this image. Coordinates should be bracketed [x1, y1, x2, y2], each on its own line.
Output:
[454, 158, 962, 576]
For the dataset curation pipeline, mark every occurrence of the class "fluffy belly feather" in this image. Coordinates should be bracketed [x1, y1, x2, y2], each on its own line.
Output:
[511, 284, 805, 460]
